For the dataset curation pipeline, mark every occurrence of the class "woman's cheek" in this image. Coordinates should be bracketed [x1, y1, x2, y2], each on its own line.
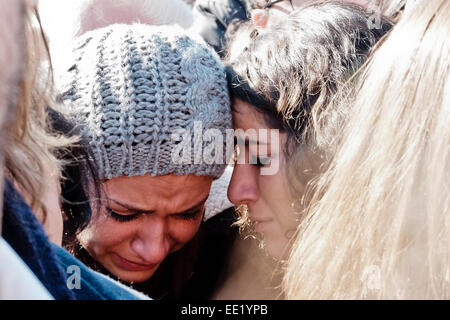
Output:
[169, 217, 203, 244]
[80, 215, 126, 251]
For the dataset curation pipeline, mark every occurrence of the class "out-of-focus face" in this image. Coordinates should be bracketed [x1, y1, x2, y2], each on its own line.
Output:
[251, 0, 369, 28]
[0, 1, 24, 218]
[0, 2, 64, 244]
[0, 1, 23, 129]
[228, 99, 320, 259]
[78, 173, 213, 283]
[0, 1, 63, 245]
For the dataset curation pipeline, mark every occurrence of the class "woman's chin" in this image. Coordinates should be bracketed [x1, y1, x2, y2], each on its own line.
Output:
[261, 236, 291, 260]
[111, 268, 157, 283]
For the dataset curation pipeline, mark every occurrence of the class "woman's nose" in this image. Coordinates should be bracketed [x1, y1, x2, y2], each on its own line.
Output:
[227, 163, 260, 206]
[130, 217, 171, 265]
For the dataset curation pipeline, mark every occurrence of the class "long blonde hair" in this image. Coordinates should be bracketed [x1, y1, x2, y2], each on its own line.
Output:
[283, 0, 450, 299]
[4, 6, 74, 220]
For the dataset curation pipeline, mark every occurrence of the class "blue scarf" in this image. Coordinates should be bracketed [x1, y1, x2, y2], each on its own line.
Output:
[2, 179, 75, 300]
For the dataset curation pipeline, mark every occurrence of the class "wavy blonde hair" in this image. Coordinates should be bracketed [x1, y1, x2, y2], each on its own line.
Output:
[283, 0, 450, 299]
[4, 6, 75, 222]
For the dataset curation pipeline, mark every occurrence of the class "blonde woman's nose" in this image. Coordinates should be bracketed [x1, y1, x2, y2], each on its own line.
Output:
[227, 164, 260, 205]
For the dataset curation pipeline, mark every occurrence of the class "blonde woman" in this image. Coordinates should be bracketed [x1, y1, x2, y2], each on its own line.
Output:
[283, 0, 450, 299]
[3, 4, 73, 245]
[1, 4, 149, 300]
[0, 0, 54, 300]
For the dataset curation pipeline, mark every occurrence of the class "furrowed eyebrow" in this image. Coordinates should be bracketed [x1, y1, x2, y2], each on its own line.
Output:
[108, 198, 156, 214]
[172, 196, 209, 216]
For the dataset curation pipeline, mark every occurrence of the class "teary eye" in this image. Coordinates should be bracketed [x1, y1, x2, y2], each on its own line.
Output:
[175, 209, 203, 221]
[106, 207, 141, 222]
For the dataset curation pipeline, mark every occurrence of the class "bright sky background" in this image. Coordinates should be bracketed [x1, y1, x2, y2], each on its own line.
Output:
[38, 0, 86, 76]
[38, 0, 194, 77]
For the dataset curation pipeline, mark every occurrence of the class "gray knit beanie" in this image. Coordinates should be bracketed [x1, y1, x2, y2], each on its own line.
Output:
[59, 24, 232, 180]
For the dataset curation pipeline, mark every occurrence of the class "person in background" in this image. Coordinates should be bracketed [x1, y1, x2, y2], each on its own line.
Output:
[283, 0, 450, 299]
[0, 0, 25, 218]
[1, 2, 149, 300]
[3, 3, 75, 247]
[191, 0, 253, 57]
[0, 0, 54, 301]
[191, 0, 374, 57]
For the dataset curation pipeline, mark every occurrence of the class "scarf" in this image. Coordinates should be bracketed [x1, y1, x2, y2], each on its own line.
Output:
[2, 179, 75, 300]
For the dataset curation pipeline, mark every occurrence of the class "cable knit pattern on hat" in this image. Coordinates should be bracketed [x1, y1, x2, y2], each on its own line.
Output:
[204, 166, 233, 221]
[59, 24, 231, 179]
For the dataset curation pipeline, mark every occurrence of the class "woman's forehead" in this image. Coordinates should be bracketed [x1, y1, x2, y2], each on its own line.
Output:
[232, 99, 267, 130]
[101, 174, 212, 212]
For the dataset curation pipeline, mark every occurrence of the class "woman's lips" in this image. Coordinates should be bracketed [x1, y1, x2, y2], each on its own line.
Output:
[113, 254, 157, 272]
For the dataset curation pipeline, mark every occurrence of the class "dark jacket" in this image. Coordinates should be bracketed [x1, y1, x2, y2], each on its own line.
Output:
[192, 0, 250, 57]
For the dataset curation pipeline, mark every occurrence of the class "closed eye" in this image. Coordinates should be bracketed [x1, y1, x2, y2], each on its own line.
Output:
[106, 207, 141, 222]
[175, 209, 203, 221]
